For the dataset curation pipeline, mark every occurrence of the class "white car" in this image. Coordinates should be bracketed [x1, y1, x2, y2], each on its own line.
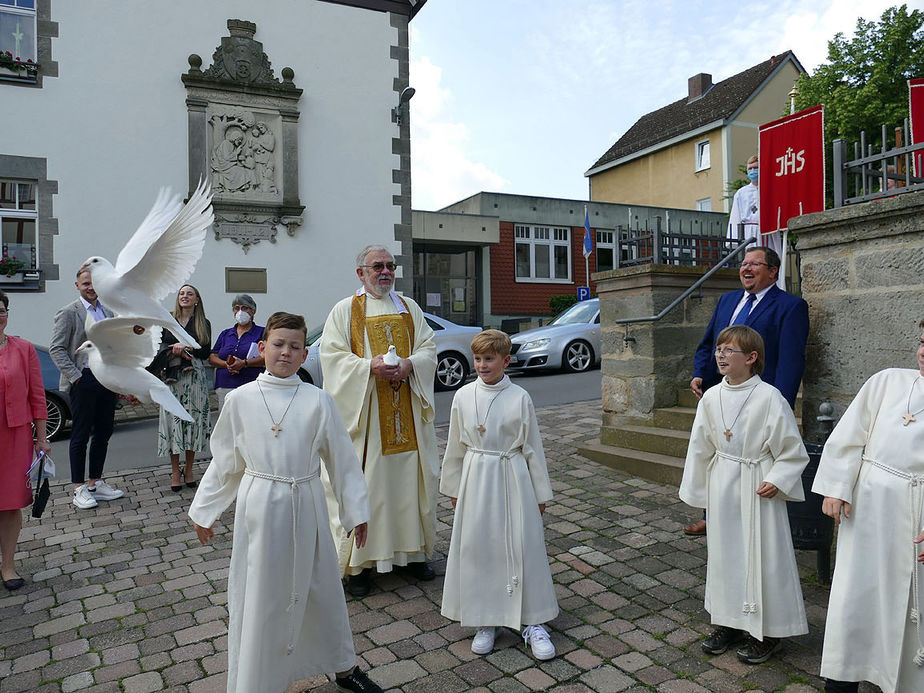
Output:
[508, 298, 601, 373]
[298, 313, 481, 391]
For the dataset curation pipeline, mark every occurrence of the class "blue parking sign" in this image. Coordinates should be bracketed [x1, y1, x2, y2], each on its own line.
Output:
[577, 286, 590, 301]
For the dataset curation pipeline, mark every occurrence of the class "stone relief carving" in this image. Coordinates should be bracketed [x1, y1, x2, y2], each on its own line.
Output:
[183, 19, 304, 251]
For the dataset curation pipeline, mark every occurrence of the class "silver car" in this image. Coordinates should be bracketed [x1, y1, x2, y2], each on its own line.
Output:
[298, 313, 480, 391]
[508, 298, 601, 373]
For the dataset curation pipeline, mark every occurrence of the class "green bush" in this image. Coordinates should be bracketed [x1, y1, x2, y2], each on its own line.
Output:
[549, 294, 579, 316]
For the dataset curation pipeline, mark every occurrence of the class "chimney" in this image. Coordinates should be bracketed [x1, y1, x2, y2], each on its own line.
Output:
[688, 73, 712, 101]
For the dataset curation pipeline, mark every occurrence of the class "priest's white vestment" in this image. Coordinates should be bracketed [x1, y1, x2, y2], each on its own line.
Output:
[188, 373, 369, 693]
[440, 376, 559, 628]
[812, 368, 924, 693]
[321, 289, 439, 575]
[679, 375, 809, 640]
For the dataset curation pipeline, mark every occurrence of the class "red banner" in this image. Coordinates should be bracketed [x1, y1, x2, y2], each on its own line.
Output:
[909, 78, 924, 175]
[758, 105, 825, 234]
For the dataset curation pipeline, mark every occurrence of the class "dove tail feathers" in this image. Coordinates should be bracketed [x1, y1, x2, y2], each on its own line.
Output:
[150, 385, 194, 422]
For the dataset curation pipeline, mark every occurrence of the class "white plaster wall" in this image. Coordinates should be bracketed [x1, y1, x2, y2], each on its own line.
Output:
[3, 0, 402, 344]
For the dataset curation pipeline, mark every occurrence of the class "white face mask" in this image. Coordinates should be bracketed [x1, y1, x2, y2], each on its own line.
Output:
[234, 309, 252, 326]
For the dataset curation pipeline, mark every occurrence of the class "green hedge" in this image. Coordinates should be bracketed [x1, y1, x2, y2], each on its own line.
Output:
[549, 294, 579, 316]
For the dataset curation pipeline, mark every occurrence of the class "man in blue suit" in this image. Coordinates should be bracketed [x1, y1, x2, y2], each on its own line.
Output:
[684, 245, 809, 535]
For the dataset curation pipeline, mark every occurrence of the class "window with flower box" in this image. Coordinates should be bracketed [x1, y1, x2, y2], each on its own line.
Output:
[514, 224, 571, 282]
[0, 1, 38, 79]
[1, 179, 37, 274]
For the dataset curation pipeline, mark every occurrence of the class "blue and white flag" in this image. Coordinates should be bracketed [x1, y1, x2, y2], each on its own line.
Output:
[582, 207, 594, 259]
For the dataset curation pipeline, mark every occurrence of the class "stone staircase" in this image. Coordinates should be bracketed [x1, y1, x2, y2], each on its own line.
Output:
[579, 387, 801, 485]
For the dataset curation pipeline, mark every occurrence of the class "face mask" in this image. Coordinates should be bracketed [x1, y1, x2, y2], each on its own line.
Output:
[234, 310, 251, 325]
[747, 169, 759, 182]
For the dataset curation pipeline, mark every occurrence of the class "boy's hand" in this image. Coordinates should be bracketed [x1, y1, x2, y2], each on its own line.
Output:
[755, 482, 778, 498]
[193, 523, 214, 545]
[538, 503, 546, 515]
[915, 530, 924, 563]
[822, 497, 851, 525]
[450, 497, 457, 508]
[350, 523, 368, 549]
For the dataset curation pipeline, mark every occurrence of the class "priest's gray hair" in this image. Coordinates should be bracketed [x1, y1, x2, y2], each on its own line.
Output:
[355, 244, 393, 268]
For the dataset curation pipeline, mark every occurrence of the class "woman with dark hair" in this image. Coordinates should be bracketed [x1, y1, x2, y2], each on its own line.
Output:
[156, 285, 212, 491]
[0, 289, 49, 589]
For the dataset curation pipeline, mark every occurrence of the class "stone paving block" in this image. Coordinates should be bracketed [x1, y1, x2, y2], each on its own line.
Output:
[564, 648, 602, 670]
[61, 671, 94, 692]
[402, 669, 469, 693]
[366, 619, 421, 645]
[367, 659, 427, 688]
[656, 680, 712, 692]
[515, 667, 556, 691]
[454, 658, 504, 686]
[580, 665, 636, 692]
[11, 649, 50, 674]
[34, 611, 86, 638]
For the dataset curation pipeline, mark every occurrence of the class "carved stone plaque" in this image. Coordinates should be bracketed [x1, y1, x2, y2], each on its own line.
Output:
[183, 20, 304, 251]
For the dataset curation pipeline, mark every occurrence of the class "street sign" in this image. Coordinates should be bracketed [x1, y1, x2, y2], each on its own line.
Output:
[577, 286, 590, 301]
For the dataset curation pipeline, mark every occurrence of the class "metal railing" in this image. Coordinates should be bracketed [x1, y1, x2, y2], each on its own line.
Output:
[833, 119, 924, 207]
[613, 216, 745, 269]
[612, 237, 758, 344]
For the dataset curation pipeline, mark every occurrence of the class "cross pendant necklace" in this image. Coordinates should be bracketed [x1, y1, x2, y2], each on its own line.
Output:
[473, 384, 504, 436]
[258, 382, 300, 438]
[718, 383, 759, 442]
[902, 376, 924, 426]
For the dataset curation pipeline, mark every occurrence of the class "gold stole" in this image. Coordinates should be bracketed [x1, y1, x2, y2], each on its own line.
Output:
[350, 293, 418, 455]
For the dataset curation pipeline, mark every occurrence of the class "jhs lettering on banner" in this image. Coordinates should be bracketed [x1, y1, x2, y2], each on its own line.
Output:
[775, 148, 805, 177]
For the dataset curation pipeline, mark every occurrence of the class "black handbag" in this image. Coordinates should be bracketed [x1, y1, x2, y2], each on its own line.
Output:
[31, 454, 50, 519]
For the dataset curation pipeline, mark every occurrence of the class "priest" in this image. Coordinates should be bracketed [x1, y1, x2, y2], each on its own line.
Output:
[321, 244, 439, 597]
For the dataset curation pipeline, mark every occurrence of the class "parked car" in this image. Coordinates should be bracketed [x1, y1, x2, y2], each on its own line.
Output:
[508, 298, 601, 373]
[35, 345, 72, 442]
[298, 313, 480, 391]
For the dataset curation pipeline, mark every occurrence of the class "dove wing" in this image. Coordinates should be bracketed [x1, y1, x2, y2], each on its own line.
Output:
[114, 180, 214, 301]
[86, 316, 170, 368]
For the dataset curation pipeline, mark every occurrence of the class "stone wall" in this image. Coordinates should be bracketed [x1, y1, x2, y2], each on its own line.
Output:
[790, 190, 924, 441]
[595, 264, 740, 428]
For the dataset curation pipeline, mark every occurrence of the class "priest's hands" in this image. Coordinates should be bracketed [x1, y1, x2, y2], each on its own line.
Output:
[350, 523, 368, 549]
[370, 355, 412, 382]
[822, 497, 851, 525]
[755, 482, 778, 498]
[193, 522, 214, 545]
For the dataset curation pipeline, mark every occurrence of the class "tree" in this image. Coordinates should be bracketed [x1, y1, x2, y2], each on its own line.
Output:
[794, 4, 924, 148]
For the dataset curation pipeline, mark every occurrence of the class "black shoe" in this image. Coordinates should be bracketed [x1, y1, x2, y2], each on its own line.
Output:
[407, 561, 435, 581]
[335, 666, 383, 693]
[182, 471, 197, 489]
[3, 577, 25, 591]
[736, 636, 780, 664]
[701, 626, 743, 655]
[346, 570, 372, 597]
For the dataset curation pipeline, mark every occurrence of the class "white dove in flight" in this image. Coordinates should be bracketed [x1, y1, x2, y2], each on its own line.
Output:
[76, 315, 193, 422]
[80, 180, 213, 349]
[383, 344, 400, 366]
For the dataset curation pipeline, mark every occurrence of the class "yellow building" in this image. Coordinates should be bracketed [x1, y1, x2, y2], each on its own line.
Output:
[586, 52, 804, 213]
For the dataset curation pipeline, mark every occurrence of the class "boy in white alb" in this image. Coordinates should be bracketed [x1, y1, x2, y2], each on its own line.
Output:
[440, 330, 559, 660]
[679, 325, 809, 664]
[189, 312, 382, 693]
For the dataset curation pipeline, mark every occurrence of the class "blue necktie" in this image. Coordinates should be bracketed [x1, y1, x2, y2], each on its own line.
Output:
[731, 293, 756, 326]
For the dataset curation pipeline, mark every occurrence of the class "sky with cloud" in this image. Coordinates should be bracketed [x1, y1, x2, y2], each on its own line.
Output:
[409, 0, 921, 210]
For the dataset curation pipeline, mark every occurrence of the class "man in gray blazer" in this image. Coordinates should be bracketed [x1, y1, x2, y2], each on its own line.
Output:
[50, 268, 125, 509]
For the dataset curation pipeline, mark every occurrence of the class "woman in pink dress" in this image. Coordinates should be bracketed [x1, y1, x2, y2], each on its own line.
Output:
[0, 290, 50, 590]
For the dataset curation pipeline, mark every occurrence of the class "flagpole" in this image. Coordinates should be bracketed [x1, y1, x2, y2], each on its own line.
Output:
[584, 205, 590, 289]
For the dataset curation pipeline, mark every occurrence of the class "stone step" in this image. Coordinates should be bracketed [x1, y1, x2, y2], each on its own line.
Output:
[676, 384, 803, 416]
[578, 440, 685, 486]
[653, 406, 697, 431]
[602, 424, 690, 458]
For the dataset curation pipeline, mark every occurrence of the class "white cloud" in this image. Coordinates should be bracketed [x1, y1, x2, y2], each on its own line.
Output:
[409, 55, 509, 210]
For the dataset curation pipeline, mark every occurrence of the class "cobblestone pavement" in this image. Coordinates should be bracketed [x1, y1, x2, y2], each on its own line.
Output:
[1, 400, 863, 693]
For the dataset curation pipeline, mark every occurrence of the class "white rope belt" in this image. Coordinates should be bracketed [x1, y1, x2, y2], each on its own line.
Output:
[862, 455, 924, 666]
[468, 447, 521, 598]
[715, 450, 772, 615]
[244, 467, 319, 654]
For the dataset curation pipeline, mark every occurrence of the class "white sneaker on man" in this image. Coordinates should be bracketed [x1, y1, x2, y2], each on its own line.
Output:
[73, 484, 98, 509]
[471, 627, 496, 655]
[88, 480, 124, 501]
[522, 624, 555, 660]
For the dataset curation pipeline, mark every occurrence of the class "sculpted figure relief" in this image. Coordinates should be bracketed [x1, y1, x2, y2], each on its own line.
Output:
[209, 113, 278, 196]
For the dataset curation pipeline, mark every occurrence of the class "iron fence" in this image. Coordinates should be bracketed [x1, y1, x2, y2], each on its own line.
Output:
[613, 216, 742, 269]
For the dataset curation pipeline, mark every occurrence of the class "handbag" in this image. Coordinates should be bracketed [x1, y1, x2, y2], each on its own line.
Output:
[31, 452, 51, 519]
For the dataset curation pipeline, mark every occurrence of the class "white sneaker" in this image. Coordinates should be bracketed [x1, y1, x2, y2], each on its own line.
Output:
[522, 624, 555, 660]
[88, 480, 124, 501]
[471, 627, 496, 655]
[73, 484, 98, 509]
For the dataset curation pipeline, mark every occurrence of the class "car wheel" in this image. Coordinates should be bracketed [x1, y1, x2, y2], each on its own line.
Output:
[44, 393, 69, 442]
[562, 340, 593, 373]
[435, 352, 468, 391]
[296, 368, 313, 385]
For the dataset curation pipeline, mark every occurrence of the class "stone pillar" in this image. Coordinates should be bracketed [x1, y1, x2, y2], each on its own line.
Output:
[789, 190, 924, 442]
[596, 264, 740, 434]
